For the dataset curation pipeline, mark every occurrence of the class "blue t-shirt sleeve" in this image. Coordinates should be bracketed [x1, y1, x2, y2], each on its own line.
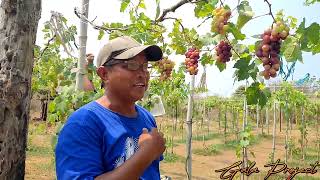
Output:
[55, 120, 103, 180]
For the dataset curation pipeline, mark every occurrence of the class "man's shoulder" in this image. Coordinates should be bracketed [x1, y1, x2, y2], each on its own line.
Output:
[60, 101, 105, 137]
[65, 101, 103, 126]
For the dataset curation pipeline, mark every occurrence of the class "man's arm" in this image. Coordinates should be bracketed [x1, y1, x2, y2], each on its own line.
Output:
[95, 128, 165, 180]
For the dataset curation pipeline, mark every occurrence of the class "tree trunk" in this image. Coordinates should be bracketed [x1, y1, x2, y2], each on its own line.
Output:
[0, 0, 41, 179]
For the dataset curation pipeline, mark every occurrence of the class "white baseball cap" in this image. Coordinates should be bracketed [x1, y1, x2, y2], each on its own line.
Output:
[96, 36, 163, 66]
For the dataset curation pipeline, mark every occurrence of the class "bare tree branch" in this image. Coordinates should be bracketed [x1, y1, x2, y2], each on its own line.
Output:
[74, 7, 129, 33]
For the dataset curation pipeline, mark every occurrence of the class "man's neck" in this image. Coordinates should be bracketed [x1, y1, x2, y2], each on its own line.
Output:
[96, 93, 137, 118]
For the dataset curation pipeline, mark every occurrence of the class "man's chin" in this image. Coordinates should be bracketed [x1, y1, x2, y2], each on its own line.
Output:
[133, 93, 145, 102]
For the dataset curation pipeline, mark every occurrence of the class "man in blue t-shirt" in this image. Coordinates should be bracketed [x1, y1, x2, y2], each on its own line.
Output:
[55, 36, 166, 180]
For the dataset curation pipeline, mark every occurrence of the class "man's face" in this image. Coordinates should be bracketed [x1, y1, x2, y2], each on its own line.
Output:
[106, 52, 150, 102]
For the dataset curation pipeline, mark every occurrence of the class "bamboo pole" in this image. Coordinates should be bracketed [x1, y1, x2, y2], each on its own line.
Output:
[76, 0, 90, 90]
[186, 75, 195, 180]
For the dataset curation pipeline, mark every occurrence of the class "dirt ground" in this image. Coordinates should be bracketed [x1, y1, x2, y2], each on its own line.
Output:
[26, 102, 320, 180]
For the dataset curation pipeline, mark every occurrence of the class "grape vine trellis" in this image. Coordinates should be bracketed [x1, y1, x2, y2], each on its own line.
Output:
[32, 0, 320, 179]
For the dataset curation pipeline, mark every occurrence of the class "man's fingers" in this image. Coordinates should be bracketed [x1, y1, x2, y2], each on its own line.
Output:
[150, 128, 158, 134]
[142, 128, 148, 134]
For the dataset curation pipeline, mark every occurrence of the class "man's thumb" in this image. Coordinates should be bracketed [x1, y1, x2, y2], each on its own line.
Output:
[142, 128, 148, 134]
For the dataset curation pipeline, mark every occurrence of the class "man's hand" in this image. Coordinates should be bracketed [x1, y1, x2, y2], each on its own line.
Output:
[138, 128, 166, 161]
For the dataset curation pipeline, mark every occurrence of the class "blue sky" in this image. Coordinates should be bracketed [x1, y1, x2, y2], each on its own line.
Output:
[36, 0, 320, 97]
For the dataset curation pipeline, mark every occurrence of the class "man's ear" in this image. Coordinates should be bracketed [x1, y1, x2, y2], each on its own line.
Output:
[96, 66, 109, 82]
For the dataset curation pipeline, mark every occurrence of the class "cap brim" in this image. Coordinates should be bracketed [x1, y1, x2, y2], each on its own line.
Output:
[114, 45, 163, 61]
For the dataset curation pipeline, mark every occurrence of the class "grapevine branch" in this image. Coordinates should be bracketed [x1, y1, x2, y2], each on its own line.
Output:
[225, 35, 241, 59]
[219, 0, 225, 7]
[163, 17, 193, 45]
[264, 0, 276, 22]
[39, 35, 57, 58]
[156, 0, 195, 22]
[197, 15, 213, 28]
[74, 7, 129, 33]
[252, 13, 270, 20]
[49, 12, 77, 58]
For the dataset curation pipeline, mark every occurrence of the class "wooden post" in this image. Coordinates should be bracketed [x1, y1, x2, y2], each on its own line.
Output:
[76, 0, 90, 90]
[186, 75, 195, 180]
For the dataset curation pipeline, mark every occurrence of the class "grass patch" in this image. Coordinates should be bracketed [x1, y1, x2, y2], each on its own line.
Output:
[165, 139, 179, 148]
[192, 133, 221, 141]
[193, 144, 220, 156]
[163, 153, 185, 163]
[27, 145, 53, 156]
[33, 160, 55, 172]
[193, 134, 273, 157]
[306, 146, 320, 155]
[175, 133, 221, 144]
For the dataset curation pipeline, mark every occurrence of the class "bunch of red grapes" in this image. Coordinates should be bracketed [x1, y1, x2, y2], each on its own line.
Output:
[211, 7, 231, 35]
[155, 57, 175, 81]
[256, 21, 289, 80]
[184, 48, 200, 75]
[215, 41, 232, 63]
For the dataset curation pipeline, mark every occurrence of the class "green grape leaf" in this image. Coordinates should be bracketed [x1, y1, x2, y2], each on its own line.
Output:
[241, 132, 250, 138]
[194, 1, 216, 18]
[155, 3, 160, 20]
[281, 36, 303, 62]
[200, 53, 214, 66]
[48, 101, 56, 113]
[297, 19, 320, 55]
[48, 114, 58, 123]
[199, 33, 217, 46]
[237, 1, 254, 30]
[229, 23, 246, 40]
[240, 139, 250, 147]
[98, 30, 105, 40]
[245, 82, 271, 107]
[138, 0, 146, 9]
[215, 60, 226, 72]
[233, 56, 258, 81]
[304, 23, 320, 45]
[120, 0, 130, 12]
